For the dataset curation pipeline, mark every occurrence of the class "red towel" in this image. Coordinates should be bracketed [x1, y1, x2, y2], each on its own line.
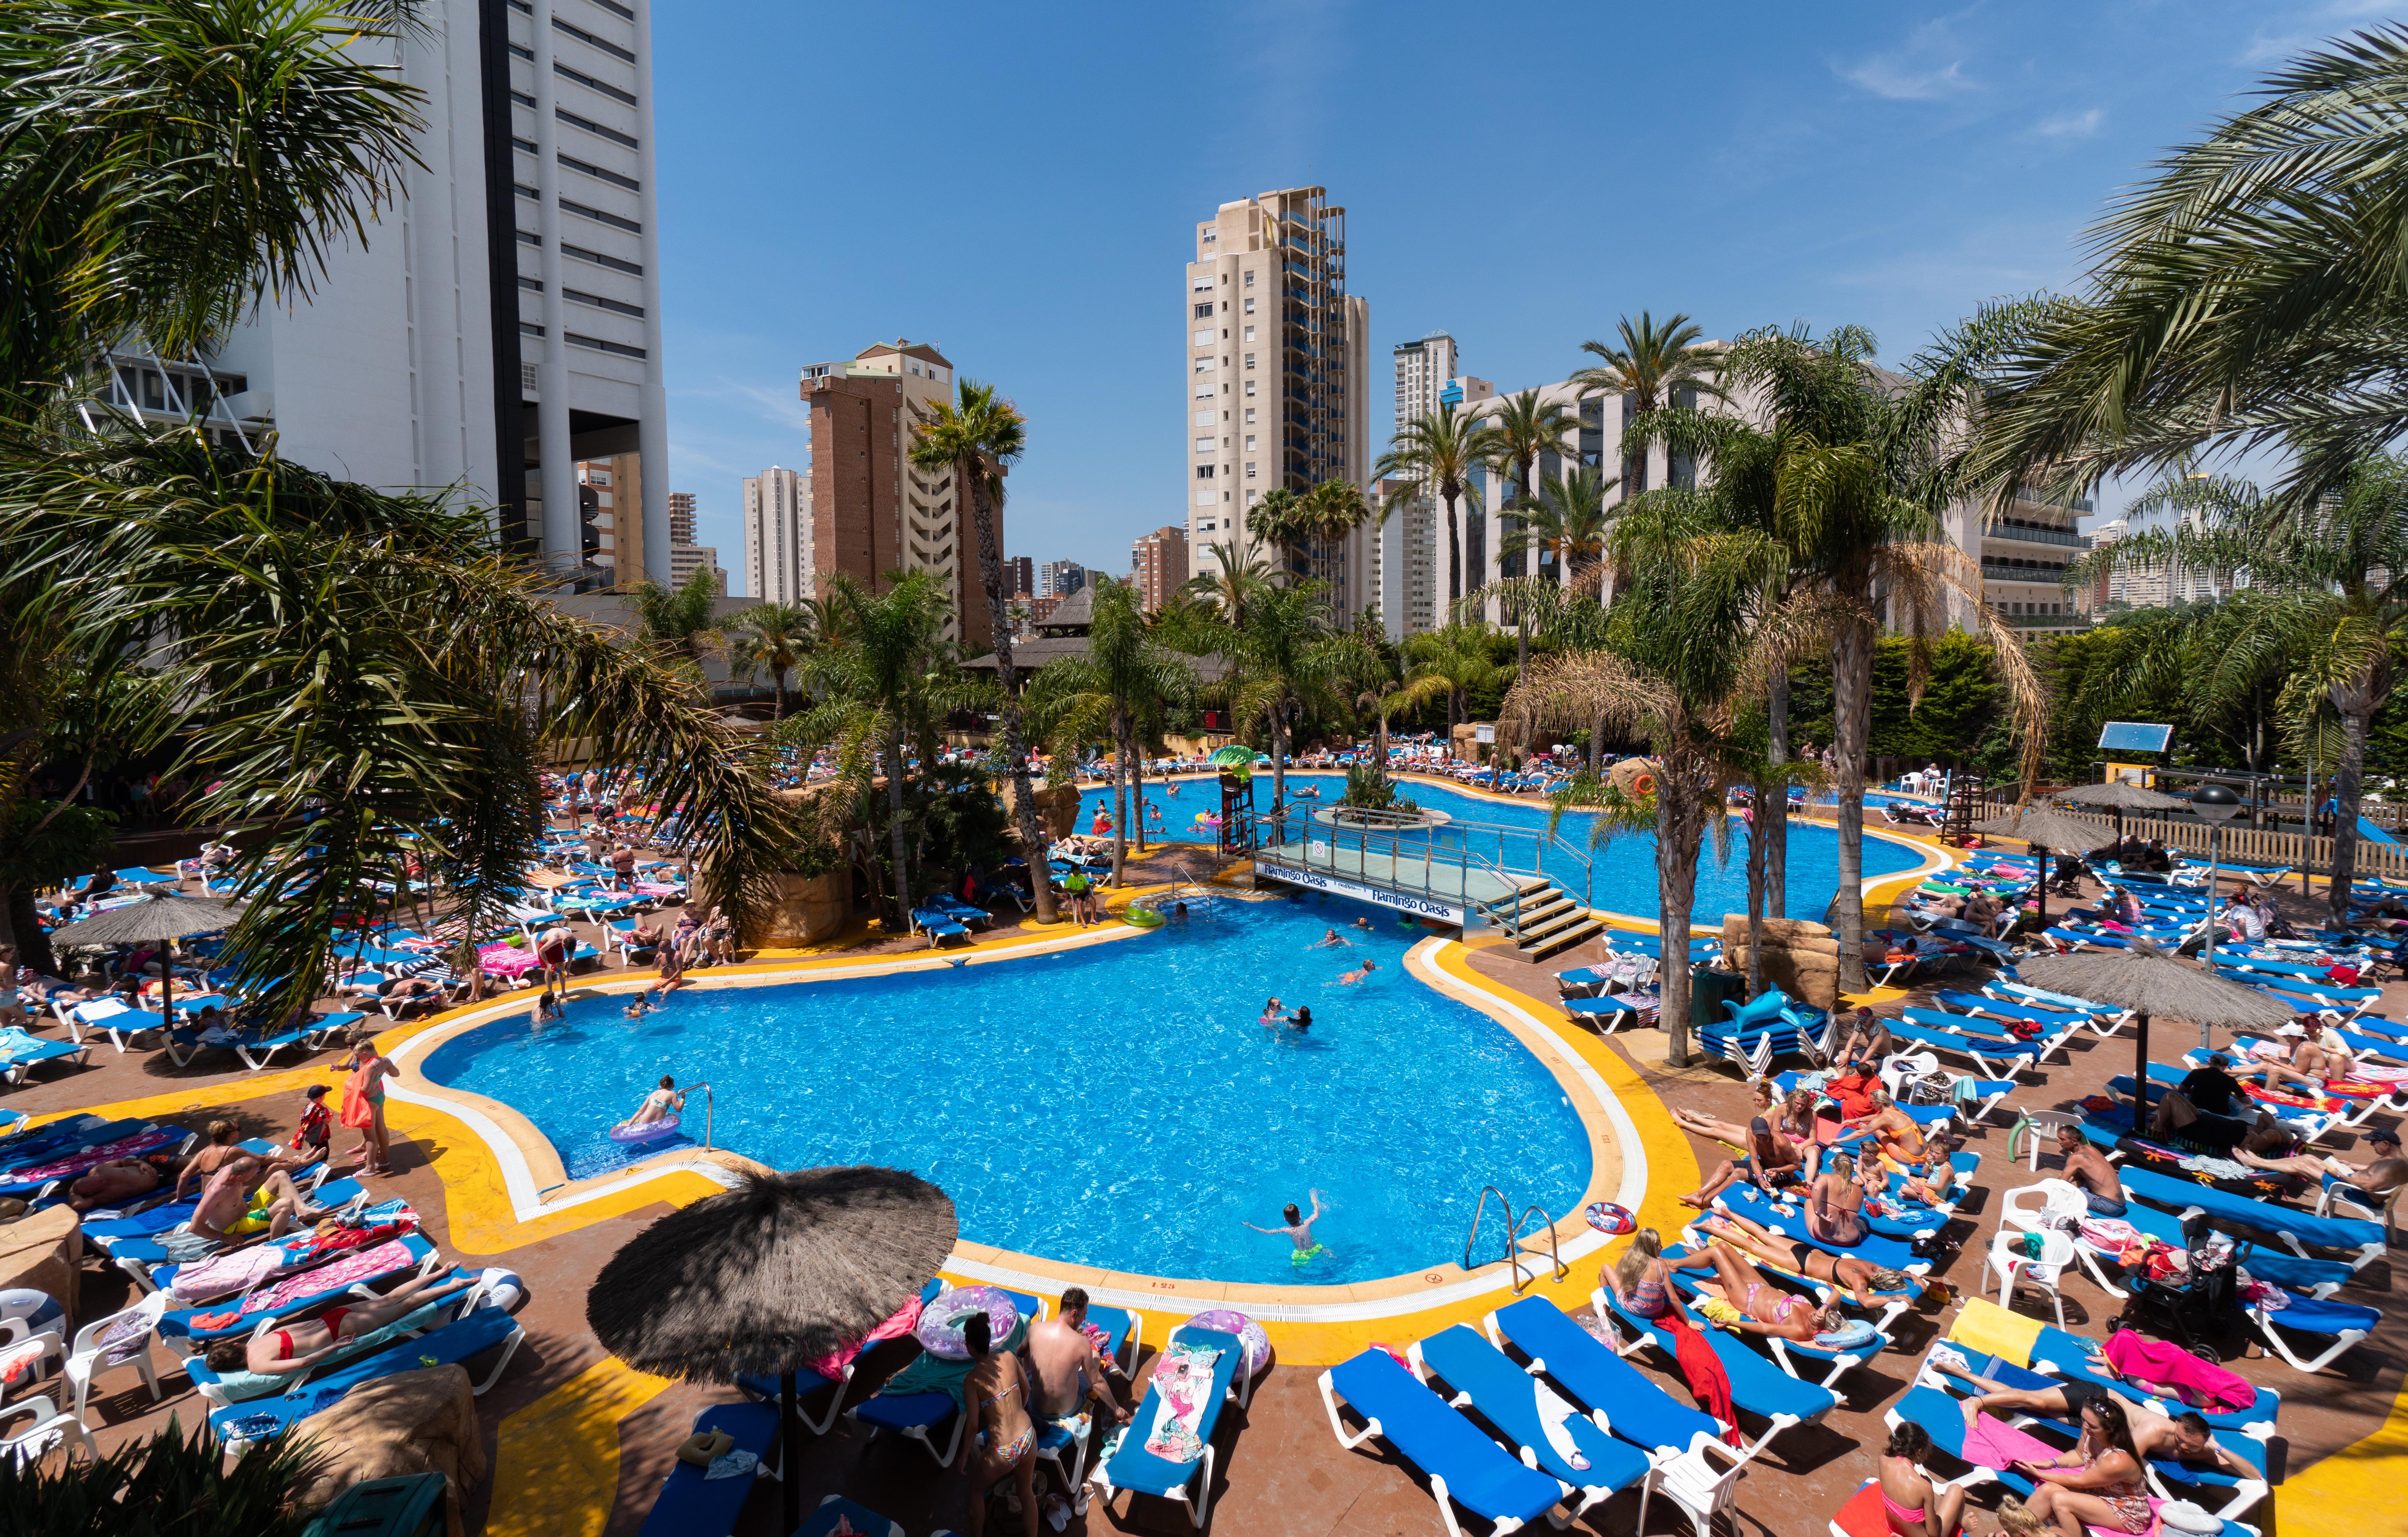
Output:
[1662, 1307, 1741, 1446]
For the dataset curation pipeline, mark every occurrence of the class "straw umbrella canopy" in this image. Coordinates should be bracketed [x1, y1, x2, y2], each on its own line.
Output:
[2056, 780, 2186, 843]
[2016, 941, 2295, 1119]
[586, 1165, 956, 1530]
[45, 890, 245, 1037]
[1975, 807, 2121, 930]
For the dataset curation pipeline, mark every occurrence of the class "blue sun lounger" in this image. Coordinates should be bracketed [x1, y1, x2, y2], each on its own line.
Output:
[2117, 1165, 2386, 1268]
[2026, 1324, 2280, 1439]
[2244, 1289, 2379, 1375]
[1656, 1248, 1892, 1397]
[1561, 994, 1656, 1034]
[1409, 1325, 1654, 1520]
[1716, 1185, 1930, 1273]
[635, 1401, 781, 1537]
[1320, 1346, 1574, 1537]
[1892, 1011, 2048, 1077]
[207, 1302, 523, 1454]
[1482, 1294, 1762, 1459]
[159, 1233, 434, 1344]
[1593, 1287, 1840, 1431]
[1933, 990, 2090, 1040]
[163, 1019, 314, 1072]
[0, 1030, 89, 1085]
[909, 907, 970, 948]
[1092, 1324, 1244, 1529]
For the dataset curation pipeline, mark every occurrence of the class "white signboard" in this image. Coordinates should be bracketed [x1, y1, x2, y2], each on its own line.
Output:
[1474, 724, 1496, 744]
[1255, 859, 1467, 924]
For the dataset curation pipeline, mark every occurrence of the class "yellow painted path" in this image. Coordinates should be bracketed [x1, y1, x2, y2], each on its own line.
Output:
[485, 1357, 676, 1537]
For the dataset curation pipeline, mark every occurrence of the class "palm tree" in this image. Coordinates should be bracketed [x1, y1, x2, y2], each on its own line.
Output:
[0, 430, 799, 1010]
[722, 602, 816, 718]
[1392, 624, 1508, 755]
[909, 378, 1056, 922]
[1502, 505, 1788, 1065]
[1301, 478, 1372, 590]
[794, 573, 957, 924]
[1941, 26, 2408, 504]
[1248, 487, 1309, 579]
[1484, 389, 1584, 597]
[630, 566, 724, 664]
[1570, 312, 1726, 494]
[1376, 404, 1503, 608]
[1033, 578, 1193, 884]
[1181, 535, 1279, 626]
[1220, 581, 1360, 818]
[2072, 457, 2408, 923]
[1501, 465, 1617, 597]
[0, 1, 424, 424]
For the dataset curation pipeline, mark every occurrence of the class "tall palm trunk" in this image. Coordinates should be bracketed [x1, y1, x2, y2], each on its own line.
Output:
[771, 667, 789, 721]
[1831, 623, 1872, 991]
[1765, 668, 1790, 916]
[1657, 774, 1705, 1069]
[1269, 705, 1288, 838]
[1445, 489, 1463, 605]
[960, 458, 1057, 922]
[884, 724, 910, 924]
[2328, 680, 2383, 926]
[1132, 744, 1146, 855]
[1110, 706, 1131, 886]
[1743, 794, 1767, 998]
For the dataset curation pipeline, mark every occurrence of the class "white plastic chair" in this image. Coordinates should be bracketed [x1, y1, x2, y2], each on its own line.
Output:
[1646, 1439, 1748, 1537]
[1, 1394, 95, 1468]
[1988, 1228, 2077, 1327]
[62, 1291, 172, 1423]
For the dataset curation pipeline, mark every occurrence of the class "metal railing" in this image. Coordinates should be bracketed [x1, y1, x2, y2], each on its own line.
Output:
[1984, 522, 2092, 549]
[686, 1080, 715, 1151]
[1242, 800, 1593, 912]
[1464, 1186, 1569, 1295]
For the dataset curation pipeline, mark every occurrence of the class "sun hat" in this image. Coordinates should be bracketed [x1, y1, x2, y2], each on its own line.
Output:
[2276, 1022, 2306, 1037]
[675, 1429, 734, 1467]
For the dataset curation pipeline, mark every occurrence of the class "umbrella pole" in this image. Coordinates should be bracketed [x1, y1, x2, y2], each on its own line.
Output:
[2036, 844, 2049, 931]
[2133, 1010, 2151, 1125]
[781, 1370, 800, 1531]
[161, 940, 173, 1038]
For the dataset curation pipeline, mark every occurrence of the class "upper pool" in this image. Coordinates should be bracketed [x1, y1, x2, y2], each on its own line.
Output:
[1075, 771, 1925, 921]
[419, 895, 1592, 1287]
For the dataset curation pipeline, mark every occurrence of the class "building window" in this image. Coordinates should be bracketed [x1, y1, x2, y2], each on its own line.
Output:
[1245, 463, 1256, 479]
[520, 321, 545, 337]
[564, 330, 645, 359]
[509, 41, 533, 60]
[559, 196, 640, 233]
[561, 241, 642, 275]
[552, 14, 637, 62]
[1193, 327, 1214, 346]
[1193, 383, 1212, 399]
[559, 152, 638, 191]
[513, 182, 539, 199]
[1196, 488, 1215, 506]
[1244, 353, 1254, 370]
[554, 61, 638, 107]
[512, 135, 538, 152]
[1244, 408, 1255, 424]
[1193, 302, 1213, 319]
[1193, 436, 1215, 452]
[1191, 275, 1212, 291]
[516, 228, 541, 245]
[510, 89, 537, 107]
[1195, 465, 1215, 480]
[557, 107, 637, 148]
[518, 274, 542, 291]
[1244, 435, 1255, 450]
[1193, 357, 1213, 373]
[1244, 270, 1254, 286]
[1194, 409, 1214, 426]
[563, 286, 643, 317]
[1247, 490, 1259, 506]
[1244, 297, 1255, 314]
[1245, 380, 1256, 397]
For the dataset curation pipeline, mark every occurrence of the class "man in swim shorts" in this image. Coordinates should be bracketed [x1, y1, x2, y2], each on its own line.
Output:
[1245, 1193, 1326, 1260]
[2055, 1125, 2128, 1217]
[1026, 1286, 1130, 1423]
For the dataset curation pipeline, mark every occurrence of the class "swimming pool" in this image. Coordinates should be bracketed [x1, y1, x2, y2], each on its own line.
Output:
[1074, 771, 1925, 921]
[419, 895, 1593, 1286]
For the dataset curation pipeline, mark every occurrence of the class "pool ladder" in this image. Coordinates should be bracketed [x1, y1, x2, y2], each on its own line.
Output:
[1464, 1186, 1568, 1295]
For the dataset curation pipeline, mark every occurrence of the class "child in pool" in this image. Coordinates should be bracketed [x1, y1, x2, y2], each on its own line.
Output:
[1245, 1191, 1326, 1260]
[1338, 959, 1377, 985]
[619, 1075, 684, 1131]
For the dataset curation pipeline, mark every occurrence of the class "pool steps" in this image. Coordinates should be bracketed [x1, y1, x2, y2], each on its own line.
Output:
[1474, 877, 1604, 959]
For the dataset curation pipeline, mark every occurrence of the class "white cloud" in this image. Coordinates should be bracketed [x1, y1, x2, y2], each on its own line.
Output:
[1840, 17, 1978, 100]
[2034, 107, 2104, 139]
[2238, 30, 2312, 65]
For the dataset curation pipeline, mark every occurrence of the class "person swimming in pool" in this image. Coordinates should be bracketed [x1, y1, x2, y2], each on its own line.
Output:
[1352, 916, 1374, 931]
[1259, 996, 1284, 1027]
[1338, 959, 1377, 985]
[1286, 1005, 1313, 1032]
[1310, 927, 1349, 948]
[1245, 1191, 1326, 1259]
[619, 1075, 684, 1132]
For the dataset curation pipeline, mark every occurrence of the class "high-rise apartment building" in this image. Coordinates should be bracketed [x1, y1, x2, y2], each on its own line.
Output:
[185, 0, 668, 589]
[1184, 188, 1369, 608]
[667, 490, 696, 544]
[1131, 526, 1190, 611]
[1393, 331, 1457, 436]
[743, 466, 808, 605]
[668, 542, 724, 595]
[1006, 555, 1034, 599]
[793, 340, 991, 650]
[1040, 560, 1088, 599]
[1369, 478, 1440, 639]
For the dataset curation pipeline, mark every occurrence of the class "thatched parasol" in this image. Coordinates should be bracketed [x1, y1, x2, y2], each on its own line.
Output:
[2016, 941, 2294, 1118]
[46, 890, 245, 1039]
[2056, 780, 2186, 842]
[586, 1165, 956, 1530]
[1975, 807, 2121, 929]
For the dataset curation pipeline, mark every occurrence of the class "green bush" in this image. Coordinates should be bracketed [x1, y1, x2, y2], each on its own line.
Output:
[0, 1419, 324, 1537]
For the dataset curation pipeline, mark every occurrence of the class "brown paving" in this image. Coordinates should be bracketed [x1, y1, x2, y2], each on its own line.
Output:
[14, 826, 2400, 1535]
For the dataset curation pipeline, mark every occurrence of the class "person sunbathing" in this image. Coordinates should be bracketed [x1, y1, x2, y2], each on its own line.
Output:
[66, 1157, 164, 1214]
[2055, 1125, 2128, 1217]
[190, 1156, 330, 1243]
[1803, 1153, 1869, 1246]
[1843, 1090, 1926, 1167]
[203, 1270, 477, 1377]
[1694, 1212, 1912, 1308]
[1670, 1081, 1778, 1149]
[1678, 1117, 1801, 1208]
[1878, 1421, 1968, 1537]
[1826, 1007, 1896, 1068]
[1681, 1243, 1845, 1343]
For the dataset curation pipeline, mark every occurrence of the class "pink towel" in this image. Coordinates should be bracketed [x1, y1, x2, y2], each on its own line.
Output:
[1963, 1413, 2060, 1469]
[2103, 1329, 2255, 1412]
[806, 1295, 923, 1382]
[240, 1239, 417, 1315]
[8, 1129, 176, 1182]
[169, 1243, 292, 1302]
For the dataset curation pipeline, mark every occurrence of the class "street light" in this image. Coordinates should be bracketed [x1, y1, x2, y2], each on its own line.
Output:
[2194, 782, 2243, 1048]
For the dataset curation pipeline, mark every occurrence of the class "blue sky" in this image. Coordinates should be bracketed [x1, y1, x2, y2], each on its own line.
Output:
[651, 1, 2385, 593]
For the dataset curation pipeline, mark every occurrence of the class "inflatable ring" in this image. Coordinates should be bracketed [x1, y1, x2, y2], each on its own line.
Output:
[609, 1116, 680, 1145]
[1583, 1201, 1635, 1235]
[915, 1286, 1020, 1361]
[1183, 1309, 1272, 1377]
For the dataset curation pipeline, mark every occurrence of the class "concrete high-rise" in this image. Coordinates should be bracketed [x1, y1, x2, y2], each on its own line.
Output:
[743, 466, 807, 605]
[1131, 526, 1190, 612]
[1040, 560, 1088, 599]
[1005, 555, 1034, 599]
[1183, 188, 1369, 611]
[667, 490, 696, 544]
[185, 0, 669, 589]
[1393, 331, 1456, 437]
[794, 339, 992, 651]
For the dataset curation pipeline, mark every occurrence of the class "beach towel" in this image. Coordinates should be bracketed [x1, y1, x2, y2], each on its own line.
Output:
[1962, 1412, 2062, 1470]
[1948, 1296, 2044, 1369]
[243, 1239, 418, 1316]
[1140, 1339, 1224, 1463]
[339, 1063, 378, 1132]
[806, 1294, 922, 1382]
[6, 1129, 176, 1183]
[2103, 1329, 2254, 1412]
[169, 1244, 291, 1302]
[1662, 1308, 1741, 1447]
[1531, 1374, 1592, 1471]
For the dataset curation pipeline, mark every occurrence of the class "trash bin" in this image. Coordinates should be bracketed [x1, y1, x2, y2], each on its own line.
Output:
[302, 1474, 448, 1537]
[1690, 964, 1746, 1035]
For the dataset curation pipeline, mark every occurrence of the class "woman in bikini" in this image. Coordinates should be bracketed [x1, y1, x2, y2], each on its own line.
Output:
[1695, 1212, 1915, 1309]
[203, 1270, 477, 1376]
[1602, 1229, 1689, 1320]
[1805, 1153, 1870, 1246]
[2015, 1396, 2156, 1536]
[1683, 1244, 1845, 1343]
[955, 1311, 1036, 1537]
[1878, 1421, 1967, 1537]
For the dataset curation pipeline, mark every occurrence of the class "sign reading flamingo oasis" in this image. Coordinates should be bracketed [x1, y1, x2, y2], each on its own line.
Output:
[1253, 861, 1468, 924]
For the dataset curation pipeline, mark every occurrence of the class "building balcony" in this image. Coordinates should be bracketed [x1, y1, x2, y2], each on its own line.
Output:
[1983, 521, 2092, 550]
[1981, 562, 2073, 585]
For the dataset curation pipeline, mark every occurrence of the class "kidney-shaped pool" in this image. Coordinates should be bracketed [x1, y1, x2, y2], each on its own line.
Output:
[419, 895, 1594, 1287]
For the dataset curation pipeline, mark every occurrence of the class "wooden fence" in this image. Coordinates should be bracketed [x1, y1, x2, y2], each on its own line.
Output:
[1976, 803, 2408, 887]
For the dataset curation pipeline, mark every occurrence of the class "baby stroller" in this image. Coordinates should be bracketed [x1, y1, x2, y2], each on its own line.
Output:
[2110, 1212, 2251, 1358]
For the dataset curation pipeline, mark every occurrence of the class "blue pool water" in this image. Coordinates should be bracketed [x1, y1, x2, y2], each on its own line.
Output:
[1075, 771, 1923, 920]
[421, 895, 1591, 1286]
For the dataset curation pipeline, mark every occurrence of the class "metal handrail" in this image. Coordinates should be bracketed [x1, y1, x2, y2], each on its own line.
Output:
[1464, 1186, 1509, 1270]
[1464, 1186, 1569, 1294]
[1506, 1204, 1568, 1293]
[685, 1080, 715, 1151]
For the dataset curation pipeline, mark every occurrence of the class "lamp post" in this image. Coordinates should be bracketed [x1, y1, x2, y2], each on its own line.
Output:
[2193, 782, 2242, 1048]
